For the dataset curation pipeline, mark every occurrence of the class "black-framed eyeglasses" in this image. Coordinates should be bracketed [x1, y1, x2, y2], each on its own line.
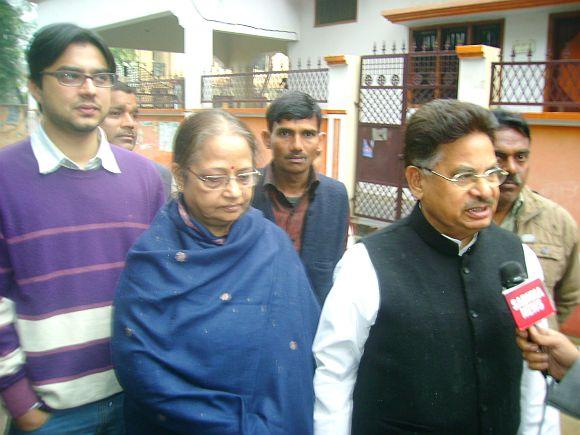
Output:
[416, 166, 508, 190]
[187, 168, 260, 190]
[40, 71, 116, 88]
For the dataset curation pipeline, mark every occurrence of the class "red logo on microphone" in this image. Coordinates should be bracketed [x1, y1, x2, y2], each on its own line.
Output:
[502, 278, 556, 330]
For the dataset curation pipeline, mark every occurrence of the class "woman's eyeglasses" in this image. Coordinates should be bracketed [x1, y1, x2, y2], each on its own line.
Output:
[188, 169, 260, 190]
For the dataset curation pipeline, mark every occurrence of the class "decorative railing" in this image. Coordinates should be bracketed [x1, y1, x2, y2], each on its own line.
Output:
[128, 77, 185, 109]
[490, 60, 580, 111]
[201, 68, 329, 107]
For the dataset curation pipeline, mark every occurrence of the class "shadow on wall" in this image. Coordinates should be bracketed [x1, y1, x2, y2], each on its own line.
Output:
[0, 105, 28, 148]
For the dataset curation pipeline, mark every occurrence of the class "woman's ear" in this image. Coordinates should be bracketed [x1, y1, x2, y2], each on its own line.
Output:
[172, 163, 184, 191]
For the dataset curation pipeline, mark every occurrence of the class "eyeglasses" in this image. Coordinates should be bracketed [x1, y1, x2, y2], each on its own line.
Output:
[40, 71, 116, 88]
[187, 169, 260, 190]
[417, 166, 508, 190]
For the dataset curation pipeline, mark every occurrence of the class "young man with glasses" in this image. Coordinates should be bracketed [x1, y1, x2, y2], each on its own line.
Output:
[0, 23, 164, 433]
[313, 99, 558, 435]
[253, 91, 349, 305]
[492, 110, 578, 331]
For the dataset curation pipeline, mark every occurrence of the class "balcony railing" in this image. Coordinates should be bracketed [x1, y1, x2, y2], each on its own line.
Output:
[128, 78, 184, 109]
[201, 68, 329, 108]
[490, 60, 580, 111]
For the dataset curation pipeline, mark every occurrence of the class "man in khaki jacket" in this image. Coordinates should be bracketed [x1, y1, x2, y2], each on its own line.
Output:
[492, 109, 579, 329]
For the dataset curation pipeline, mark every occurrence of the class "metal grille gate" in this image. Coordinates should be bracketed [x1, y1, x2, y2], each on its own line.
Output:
[353, 53, 415, 223]
[353, 49, 459, 223]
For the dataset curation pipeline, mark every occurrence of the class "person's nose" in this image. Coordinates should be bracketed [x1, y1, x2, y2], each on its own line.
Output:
[121, 113, 136, 129]
[223, 177, 242, 197]
[502, 156, 518, 174]
[79, 77, 97, 96]
[289, 135, 304, 153]
[469, 176, 495, 199]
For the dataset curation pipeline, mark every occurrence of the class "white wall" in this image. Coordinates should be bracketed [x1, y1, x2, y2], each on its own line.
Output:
[503, 11, 550, 61]
[35, 0, 302, 108]
[213, 32, 289, 70]
[36, 0, 301, 41]
[37, 0, 179, 28]
[289, 0, 579, 62]
[194, 0, 300, 40]
[290, 0, 408, 61]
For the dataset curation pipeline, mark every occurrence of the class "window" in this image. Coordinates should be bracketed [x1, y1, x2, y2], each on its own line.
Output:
[411, 20, 503, 52]
[153, 62, 166, 78]
[409, 21, 503, 105]
[315, 0, 357, 26]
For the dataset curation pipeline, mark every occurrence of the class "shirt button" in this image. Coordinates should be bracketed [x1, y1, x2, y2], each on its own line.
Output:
[289, 340, 298, 350]
[125, 327, 133, 337]
[175, 251, 187, 262]
[470, 310, 479, 319]
[463, 267, 470, 274]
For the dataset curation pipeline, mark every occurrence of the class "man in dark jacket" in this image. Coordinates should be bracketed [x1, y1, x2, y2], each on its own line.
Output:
[313, 99, 557, 434]
[252, 91, 349, 305]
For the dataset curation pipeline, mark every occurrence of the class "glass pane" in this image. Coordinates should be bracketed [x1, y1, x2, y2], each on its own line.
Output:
[412, 30, 436, 52]
[441, 27, 467, 50]
[473, 23, 501, 48]
[316, 0, 357, 25]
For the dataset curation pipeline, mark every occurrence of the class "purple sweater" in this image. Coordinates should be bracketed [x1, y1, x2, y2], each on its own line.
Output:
[0, 139, 165, 417]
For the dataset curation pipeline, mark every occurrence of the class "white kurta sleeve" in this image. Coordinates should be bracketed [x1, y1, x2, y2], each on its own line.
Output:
[313, 243, 380, 435]
[518, 244, 561, 435]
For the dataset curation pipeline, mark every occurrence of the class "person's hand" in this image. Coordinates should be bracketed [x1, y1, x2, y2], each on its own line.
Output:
[14, 408, 50, 431]
[516, 325, 580, 380]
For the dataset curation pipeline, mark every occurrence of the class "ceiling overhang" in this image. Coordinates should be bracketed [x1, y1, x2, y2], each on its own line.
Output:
[382, 0, 580, 24]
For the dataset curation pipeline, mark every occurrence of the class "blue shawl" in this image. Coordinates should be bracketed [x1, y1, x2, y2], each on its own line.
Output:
[112, 199, 320, 435]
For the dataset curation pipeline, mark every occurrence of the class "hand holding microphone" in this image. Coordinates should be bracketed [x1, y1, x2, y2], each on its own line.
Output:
[500, 261, 555, 330]
[516, 326, 580, 381]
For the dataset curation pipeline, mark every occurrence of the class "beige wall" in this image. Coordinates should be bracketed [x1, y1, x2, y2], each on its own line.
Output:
[134, 108, 331, 174]
[525, 117, 580, 224]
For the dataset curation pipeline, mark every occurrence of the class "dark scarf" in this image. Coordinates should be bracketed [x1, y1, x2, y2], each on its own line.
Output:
[112, 199, 319, 434]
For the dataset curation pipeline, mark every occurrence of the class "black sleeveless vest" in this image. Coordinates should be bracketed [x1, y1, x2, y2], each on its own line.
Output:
[353, 205, 525, 435]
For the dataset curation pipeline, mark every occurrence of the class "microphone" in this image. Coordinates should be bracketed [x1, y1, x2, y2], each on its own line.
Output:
[500, 261, 527, 289]
[500, 261, 554, 379]
[500, 260, 555, 330]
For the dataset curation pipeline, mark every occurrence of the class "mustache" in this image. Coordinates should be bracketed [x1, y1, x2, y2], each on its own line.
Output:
[466, 198, 495, 208]
[502, 173, 522, 186]
[116, 129, 135, 136]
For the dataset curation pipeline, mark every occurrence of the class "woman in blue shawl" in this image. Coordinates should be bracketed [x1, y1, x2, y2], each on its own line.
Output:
[112, 110, 320, 434]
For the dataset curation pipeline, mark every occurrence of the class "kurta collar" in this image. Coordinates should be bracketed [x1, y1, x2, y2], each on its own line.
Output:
[409, 204, 478, 257]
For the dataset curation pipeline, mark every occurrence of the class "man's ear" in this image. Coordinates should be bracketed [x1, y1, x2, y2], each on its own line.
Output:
[261, 130, 272, 149]
[28, 79, 42, 107]
[405, 165, 424, 200]
[317, 132, 326, 155]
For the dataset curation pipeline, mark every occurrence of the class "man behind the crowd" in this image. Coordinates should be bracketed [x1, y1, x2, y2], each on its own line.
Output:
[101, 82, 173, 199]
[492, 109, 579, 329]
[252, 91, 350, 305]
[0, 23, 164, 433]
[313, 99, 558, 435]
